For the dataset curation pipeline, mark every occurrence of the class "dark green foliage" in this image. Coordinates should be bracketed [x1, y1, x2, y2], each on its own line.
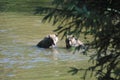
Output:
[0, 1, 7, 11]
[68, 67, 79, 75]
[35, 0, 120, 80]
[0, 0, 52, 12]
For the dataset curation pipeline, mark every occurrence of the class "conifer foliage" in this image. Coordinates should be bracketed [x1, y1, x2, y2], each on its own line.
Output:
[35, 0, 120, 80]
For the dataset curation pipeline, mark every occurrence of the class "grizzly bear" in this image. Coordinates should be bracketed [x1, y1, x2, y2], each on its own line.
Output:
[65, 35, 84, 49]
[37, 34, 58, 48]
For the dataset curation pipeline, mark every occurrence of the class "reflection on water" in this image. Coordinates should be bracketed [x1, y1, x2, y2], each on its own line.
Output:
[0, 43, 89, 79]
[0, 46, 88, 70]
[0, 46, 88, 64]
[0, 12, 89, 80]
[0, 46, 88, 79]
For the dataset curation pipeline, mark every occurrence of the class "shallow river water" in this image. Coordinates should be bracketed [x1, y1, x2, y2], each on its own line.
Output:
[0, 12, 89, 80]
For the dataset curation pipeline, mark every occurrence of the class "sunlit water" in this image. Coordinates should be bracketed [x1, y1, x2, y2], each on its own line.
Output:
[0, 12, 89, 80]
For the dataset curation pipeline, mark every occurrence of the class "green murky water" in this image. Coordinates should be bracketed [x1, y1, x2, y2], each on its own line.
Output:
[0, 12, 89, 80]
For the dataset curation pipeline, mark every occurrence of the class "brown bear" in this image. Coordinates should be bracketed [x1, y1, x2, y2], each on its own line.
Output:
[65, 35, 84, 49]
[37, 34, 58, 48]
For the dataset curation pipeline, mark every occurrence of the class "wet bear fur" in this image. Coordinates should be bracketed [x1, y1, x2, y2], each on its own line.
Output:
[37, 34, 58, 48]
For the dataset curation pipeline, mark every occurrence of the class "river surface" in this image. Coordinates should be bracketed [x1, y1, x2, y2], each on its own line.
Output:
[0, 12, 89, 80]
